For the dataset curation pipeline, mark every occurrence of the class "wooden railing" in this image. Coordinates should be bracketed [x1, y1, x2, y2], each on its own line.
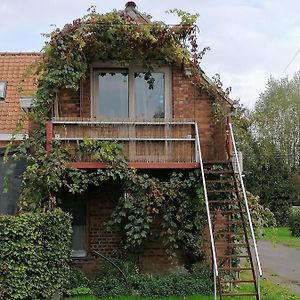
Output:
[46, 118, 201, 168]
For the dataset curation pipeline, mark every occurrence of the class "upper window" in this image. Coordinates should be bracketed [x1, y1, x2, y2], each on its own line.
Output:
[92, 66, 170, 119]
[0, 81, 7, 100]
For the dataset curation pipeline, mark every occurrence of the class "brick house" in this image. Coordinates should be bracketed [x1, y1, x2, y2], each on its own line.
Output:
[0, 3, 261, 299]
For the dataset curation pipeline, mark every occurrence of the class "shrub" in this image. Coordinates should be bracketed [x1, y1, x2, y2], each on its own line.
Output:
[68, 267, 91, 290]
[67, 260, 213, 298]
[0, 209, 72, 300]
[288, 209, 300, 237]
[134, 266, 213, 297]
[247, 191, 276, 237]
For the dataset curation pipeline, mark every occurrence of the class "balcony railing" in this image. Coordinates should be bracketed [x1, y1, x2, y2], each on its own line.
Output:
[46, 118, 201, 168]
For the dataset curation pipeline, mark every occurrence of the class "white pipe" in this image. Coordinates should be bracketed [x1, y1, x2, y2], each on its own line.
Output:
[194, 123, 219, 280]
[54, 137, 196, 142]
[52, 119, 195, 125]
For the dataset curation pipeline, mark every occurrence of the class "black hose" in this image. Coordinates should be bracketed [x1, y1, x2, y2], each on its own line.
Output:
[92, 250, 129, 285]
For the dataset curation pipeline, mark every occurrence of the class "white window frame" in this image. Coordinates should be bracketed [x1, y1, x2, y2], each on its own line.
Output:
[91, 64, 171, 119]
[0, 81, 7, 100]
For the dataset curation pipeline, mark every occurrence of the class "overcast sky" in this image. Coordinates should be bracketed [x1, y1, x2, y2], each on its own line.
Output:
[0, 0, 299, 109]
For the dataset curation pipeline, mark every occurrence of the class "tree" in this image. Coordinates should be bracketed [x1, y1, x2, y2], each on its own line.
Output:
[233, 72, 300, 223]
[253, 73, 300, 171]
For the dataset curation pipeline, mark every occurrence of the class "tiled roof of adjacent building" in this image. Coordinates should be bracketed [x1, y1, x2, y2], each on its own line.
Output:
[0, 52, 41, 134]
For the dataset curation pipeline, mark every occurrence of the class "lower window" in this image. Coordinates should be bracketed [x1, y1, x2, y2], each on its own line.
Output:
[62, 196, 87, 258]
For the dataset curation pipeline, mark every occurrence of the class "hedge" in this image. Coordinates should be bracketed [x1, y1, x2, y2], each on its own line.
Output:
[0, 209, 72, 300]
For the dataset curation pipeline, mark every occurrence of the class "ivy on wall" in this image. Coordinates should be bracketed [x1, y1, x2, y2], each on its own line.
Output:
[8, 7, 230, 259]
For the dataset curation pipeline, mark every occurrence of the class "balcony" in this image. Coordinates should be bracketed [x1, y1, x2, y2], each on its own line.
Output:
[46, 118, 201, 169]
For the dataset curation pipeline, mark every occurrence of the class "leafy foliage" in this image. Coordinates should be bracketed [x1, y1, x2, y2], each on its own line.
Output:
[4, 6, 220, 267]
[247, 191, 276, 236]
[0, 209, 72, 300]
[106, 171, 207, 259]
[232, 89, 300, 224]
[66, 261, 213, 298]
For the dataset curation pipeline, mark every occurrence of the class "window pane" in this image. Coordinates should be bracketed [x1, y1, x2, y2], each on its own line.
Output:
[62, 196, 86, 256]
[0, 157, 26, 215]
[135, 73, 165, 119]
[99, 72, 128, 118]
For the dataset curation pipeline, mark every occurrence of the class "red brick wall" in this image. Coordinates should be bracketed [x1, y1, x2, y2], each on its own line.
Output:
[57, 76, 91, 118]
[56, 66, 230, 160]
[69, 181, 192, 274]
[172, 66, 230, 161]
[57, 65, 232, 273]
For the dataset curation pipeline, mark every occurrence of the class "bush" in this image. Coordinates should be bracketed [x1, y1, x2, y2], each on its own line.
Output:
[67, 261, 213, 298]
[134, 265, 213, 297]
[0, 209, 72, 300]
[288, 209, 300, 237]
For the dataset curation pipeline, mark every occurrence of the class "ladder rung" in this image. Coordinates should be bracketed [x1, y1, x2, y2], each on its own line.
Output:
[208, 189, 237, 193]
[206, 178, 233, 182]
[215, 232, 245, 236]
[204, 170, 234, 174]
[221, 280, 255, 284]
[219, 267, 252, 271]
[218, 255, 250, 259]
[222, 292, 257, 296]
[227, 243, 248, 247]
[215, 242, 247, 247]
[211, 209, 242, 214]
[203, 160, 230, 165]
[220, 221, 244, 225]
[209, 199, 239, 204]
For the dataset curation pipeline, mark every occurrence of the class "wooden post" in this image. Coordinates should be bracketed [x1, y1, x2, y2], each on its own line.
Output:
[45, 120, 53, 156]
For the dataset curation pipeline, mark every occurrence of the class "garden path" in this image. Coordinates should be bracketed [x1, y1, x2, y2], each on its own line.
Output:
[258, 240, 300, 295]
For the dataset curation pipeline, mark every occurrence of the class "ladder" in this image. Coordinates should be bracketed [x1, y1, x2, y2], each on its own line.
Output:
[195, 122, 262, 299]
[204, 160, 260, 299]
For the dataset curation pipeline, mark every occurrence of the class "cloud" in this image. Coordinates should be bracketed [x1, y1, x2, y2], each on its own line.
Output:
[0, 0, 299, 109]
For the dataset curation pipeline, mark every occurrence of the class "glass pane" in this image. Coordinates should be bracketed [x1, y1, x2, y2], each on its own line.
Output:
[135, 73, 165, 119]
[99, 72, 128, 118]
[0, 158, 25, 215]
[62, 196, 86, 252]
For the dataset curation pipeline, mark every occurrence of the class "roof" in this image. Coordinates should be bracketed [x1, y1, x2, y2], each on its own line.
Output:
[0, 52, 41, 133]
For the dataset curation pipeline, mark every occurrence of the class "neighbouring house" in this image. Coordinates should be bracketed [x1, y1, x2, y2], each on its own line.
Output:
[0, 53, 39, 214]
[0, 3, 262, 299]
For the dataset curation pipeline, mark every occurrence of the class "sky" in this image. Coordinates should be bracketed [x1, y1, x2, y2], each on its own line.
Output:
[0, 0, 299, 109]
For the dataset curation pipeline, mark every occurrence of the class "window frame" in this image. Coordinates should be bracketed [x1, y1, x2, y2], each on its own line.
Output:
[62, 195, 88, 259]
[0, 80, 8, 101]
[91, 64, 171, 119]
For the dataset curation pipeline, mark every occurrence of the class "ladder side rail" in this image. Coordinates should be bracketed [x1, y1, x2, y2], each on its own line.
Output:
[228, 123, 262, 277]
[194, 123, 219, 300]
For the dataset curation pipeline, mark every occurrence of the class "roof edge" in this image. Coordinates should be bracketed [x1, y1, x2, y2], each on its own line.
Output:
[0, 52, 42, 56]
[200, 71, 234, 106]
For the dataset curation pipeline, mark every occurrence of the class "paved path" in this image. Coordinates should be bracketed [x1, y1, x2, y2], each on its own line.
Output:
[258, 240, 300, 294]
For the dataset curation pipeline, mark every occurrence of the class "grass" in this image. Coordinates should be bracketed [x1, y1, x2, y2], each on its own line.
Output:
[262, 227, 300, 250]
[68, 277, 300, 300]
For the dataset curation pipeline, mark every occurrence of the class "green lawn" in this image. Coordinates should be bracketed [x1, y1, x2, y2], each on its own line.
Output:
[262, 227, 300, 250]
[68, 276, 300, 300]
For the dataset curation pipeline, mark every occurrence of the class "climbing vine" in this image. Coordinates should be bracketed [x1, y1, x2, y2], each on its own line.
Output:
[9, 7, 231, 258]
